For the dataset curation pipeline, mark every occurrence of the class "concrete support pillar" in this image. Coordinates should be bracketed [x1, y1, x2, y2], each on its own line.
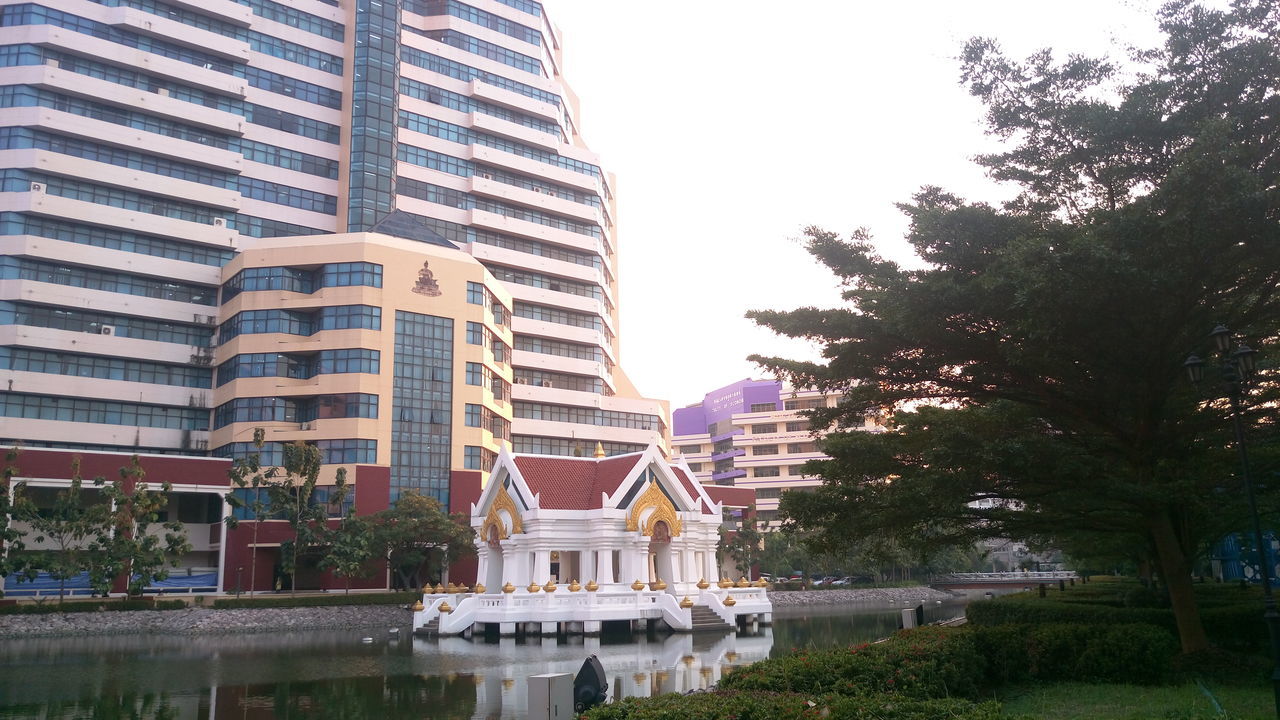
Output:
[540, 621, 557, 636]
[476, 548, 488, 589]
[499, 622, 516, 636]
[583, 620, 601, 635]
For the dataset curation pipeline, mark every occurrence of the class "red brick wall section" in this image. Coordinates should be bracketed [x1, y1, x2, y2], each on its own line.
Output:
[353, 465, 390, 515]
[10, 449, 231, 486]
[446, 470, 484, 586]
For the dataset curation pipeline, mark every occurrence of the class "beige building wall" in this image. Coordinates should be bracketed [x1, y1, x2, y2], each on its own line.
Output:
[212, 232, 512, 489]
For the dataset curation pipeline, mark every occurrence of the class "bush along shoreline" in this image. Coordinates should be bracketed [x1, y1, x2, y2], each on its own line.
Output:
[585, 579, 1270, 720]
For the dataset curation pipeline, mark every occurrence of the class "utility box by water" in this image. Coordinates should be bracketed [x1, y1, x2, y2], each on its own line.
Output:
[528, 673, 573, 720]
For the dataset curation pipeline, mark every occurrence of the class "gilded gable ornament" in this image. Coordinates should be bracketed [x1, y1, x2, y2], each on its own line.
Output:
[480, 483, 522, 541]
[626, 479, 682, 537]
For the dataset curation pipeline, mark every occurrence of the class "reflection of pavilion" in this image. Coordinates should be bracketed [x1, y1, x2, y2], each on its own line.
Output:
[433, 627, 775, 718]
[414, 445, 771, 635]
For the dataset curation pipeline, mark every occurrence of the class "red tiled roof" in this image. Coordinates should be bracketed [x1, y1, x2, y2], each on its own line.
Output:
[512, 454, 643, 510]
[704, 484, 756, 508]
[670, 466, 705, 513]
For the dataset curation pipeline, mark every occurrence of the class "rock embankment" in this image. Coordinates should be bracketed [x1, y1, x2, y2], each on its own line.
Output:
[767, 586, 955, 607]
[0, 604, 414, 639]
[0, 587, 958, 638]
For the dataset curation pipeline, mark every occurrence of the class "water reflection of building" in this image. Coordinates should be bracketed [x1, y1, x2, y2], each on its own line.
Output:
[436, 628, 774, 718]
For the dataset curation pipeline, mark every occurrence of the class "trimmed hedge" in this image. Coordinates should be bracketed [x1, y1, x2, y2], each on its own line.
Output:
[0, 599, 186, 614]
[721, 622, 1179, 701]
[584, 690, 1002, 720]
[721, 626, 985, 699]
[211, 591, 418, 609]
[966, 594, 1265, 651]
[974, 623, 1178, 685]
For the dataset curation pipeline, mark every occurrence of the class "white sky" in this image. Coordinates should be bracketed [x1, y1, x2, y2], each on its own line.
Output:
[544, 1, 1164, 409]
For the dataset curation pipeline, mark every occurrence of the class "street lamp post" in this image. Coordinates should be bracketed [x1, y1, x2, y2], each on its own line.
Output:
[1185, 324, 1280, 717]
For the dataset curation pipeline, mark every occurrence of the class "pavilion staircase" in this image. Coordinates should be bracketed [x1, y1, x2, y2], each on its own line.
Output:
[688, 605, 734, 633]
[415, 618, 440, 637]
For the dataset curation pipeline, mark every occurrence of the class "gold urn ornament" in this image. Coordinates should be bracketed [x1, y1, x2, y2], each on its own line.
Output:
[421, 584, 432, 595]
[679, 596, 693, 609]
[474, 583, 486, 594]
[717, 578, 732, 589]
[543, 579, 557, 592]
[735, 577, 749, 588]
[433, 583, 445, 594]
[756, 578, 768, 588]
[438, 601, 453, 613]
[585, 580, 599, 592]
[501, 581, 516, 594]
[631, 579, 645, 591]
[527, 582, 542, 593]
[411, 600, 425, 612]
[723, 595, 737, 607]
[569, 579, 581, 592]
[696, 578, 710, 590]
[654, 578, 667, 591]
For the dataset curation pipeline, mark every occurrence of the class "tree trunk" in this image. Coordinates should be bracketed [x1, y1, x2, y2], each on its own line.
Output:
[1148, 510, 1209, 653]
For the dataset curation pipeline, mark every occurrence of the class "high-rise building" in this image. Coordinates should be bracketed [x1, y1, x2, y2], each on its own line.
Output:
[671, 379, 885, 527]
[0, 0, 667, 499]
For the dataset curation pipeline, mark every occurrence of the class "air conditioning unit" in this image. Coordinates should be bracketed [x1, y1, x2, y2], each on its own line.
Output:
[543, 380, 553, 388]
[193, 440, 209, 451]
[29, 182, 43, 193]
[479, 173, 492, 180]
[514, 377, 528, 384]
[99, 325, 116, 336]
[300, 421, 315, 430]
[212, 218, 226, 227]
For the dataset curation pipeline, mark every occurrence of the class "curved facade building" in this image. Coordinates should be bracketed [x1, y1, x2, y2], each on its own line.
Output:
[0, 0, 666, 502]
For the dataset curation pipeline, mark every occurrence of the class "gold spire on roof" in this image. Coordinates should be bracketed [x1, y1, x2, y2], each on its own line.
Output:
[593, 441, 606, 459]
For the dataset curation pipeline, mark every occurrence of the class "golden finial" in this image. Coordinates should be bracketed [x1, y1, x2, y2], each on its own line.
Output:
[593, 441, 606, 458]
[585, 580, 599, 592]
[543, 579, 557, 592]
[696, 578, 710, 590]
[718, 578, 732, 588]
[679, 596, 693, 609]
[735, 577, 749, 588]
[527, 582, 542, 593]
[724, 595, 737, 607]
[569, 579, 581, 592]
[631, 579, 645, 591]
[654, 578, 667, 591]
[433, 583, 445, 594]
[421, 584, 432, 594]
[474, 583, 486, 594]
[411, 600, 425, 612]
[438, 601, 452, 613]
[502, 581, 516, 594]
[756, 578, 768, 588]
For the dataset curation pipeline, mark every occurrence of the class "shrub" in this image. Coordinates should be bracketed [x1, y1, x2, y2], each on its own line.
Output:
[0, 599, 185, 614]
[721, 626, 986, 699]
[584, 691, 1002, 720]
[211, 591, 418, 609]
[972, 622, 1177, 685]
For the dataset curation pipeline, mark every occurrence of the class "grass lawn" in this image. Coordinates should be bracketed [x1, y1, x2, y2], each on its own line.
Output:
[998, 681, 1273, 719]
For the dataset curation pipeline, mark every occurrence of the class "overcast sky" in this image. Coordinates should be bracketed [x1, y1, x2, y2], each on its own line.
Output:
[543, 1, 1165, 409]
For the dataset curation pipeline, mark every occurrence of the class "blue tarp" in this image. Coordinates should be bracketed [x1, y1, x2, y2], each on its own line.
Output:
[3, 571, 218, 594]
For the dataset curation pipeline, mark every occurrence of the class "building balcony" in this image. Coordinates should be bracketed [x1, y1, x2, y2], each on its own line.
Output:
[711, 468, 746, 483]
[710, 447, 745, 462]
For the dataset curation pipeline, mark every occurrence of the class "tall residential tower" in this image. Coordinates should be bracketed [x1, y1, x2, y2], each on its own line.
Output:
[0, 0, 666, 501]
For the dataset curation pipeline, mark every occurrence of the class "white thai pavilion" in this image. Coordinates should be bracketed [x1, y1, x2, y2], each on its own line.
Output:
[413, 445, 771, 636]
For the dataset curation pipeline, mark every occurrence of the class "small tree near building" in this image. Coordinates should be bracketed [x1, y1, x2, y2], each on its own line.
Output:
[13, 457, 111, 604]
[89, 457, 191, 599]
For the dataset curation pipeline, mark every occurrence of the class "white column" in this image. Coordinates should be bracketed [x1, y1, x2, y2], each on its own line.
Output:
[533, 549, 551, 583]
[595, 548, 613, 584]
[475, 548, 489, 589]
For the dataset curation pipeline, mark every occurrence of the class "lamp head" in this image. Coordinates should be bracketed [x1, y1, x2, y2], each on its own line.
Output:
[1231, 344, 1258, 377]
[1210, 324, 1232, 354]
[1183, 354, 1205, 383]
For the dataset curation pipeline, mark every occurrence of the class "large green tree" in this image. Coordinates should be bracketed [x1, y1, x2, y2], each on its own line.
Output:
[371, 491, 474, 591]
[12, 458, 110, 603]
[750, 0, 1280, 653]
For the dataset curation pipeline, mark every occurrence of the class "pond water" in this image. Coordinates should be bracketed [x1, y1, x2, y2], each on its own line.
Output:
[0, 599, 965, 719]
